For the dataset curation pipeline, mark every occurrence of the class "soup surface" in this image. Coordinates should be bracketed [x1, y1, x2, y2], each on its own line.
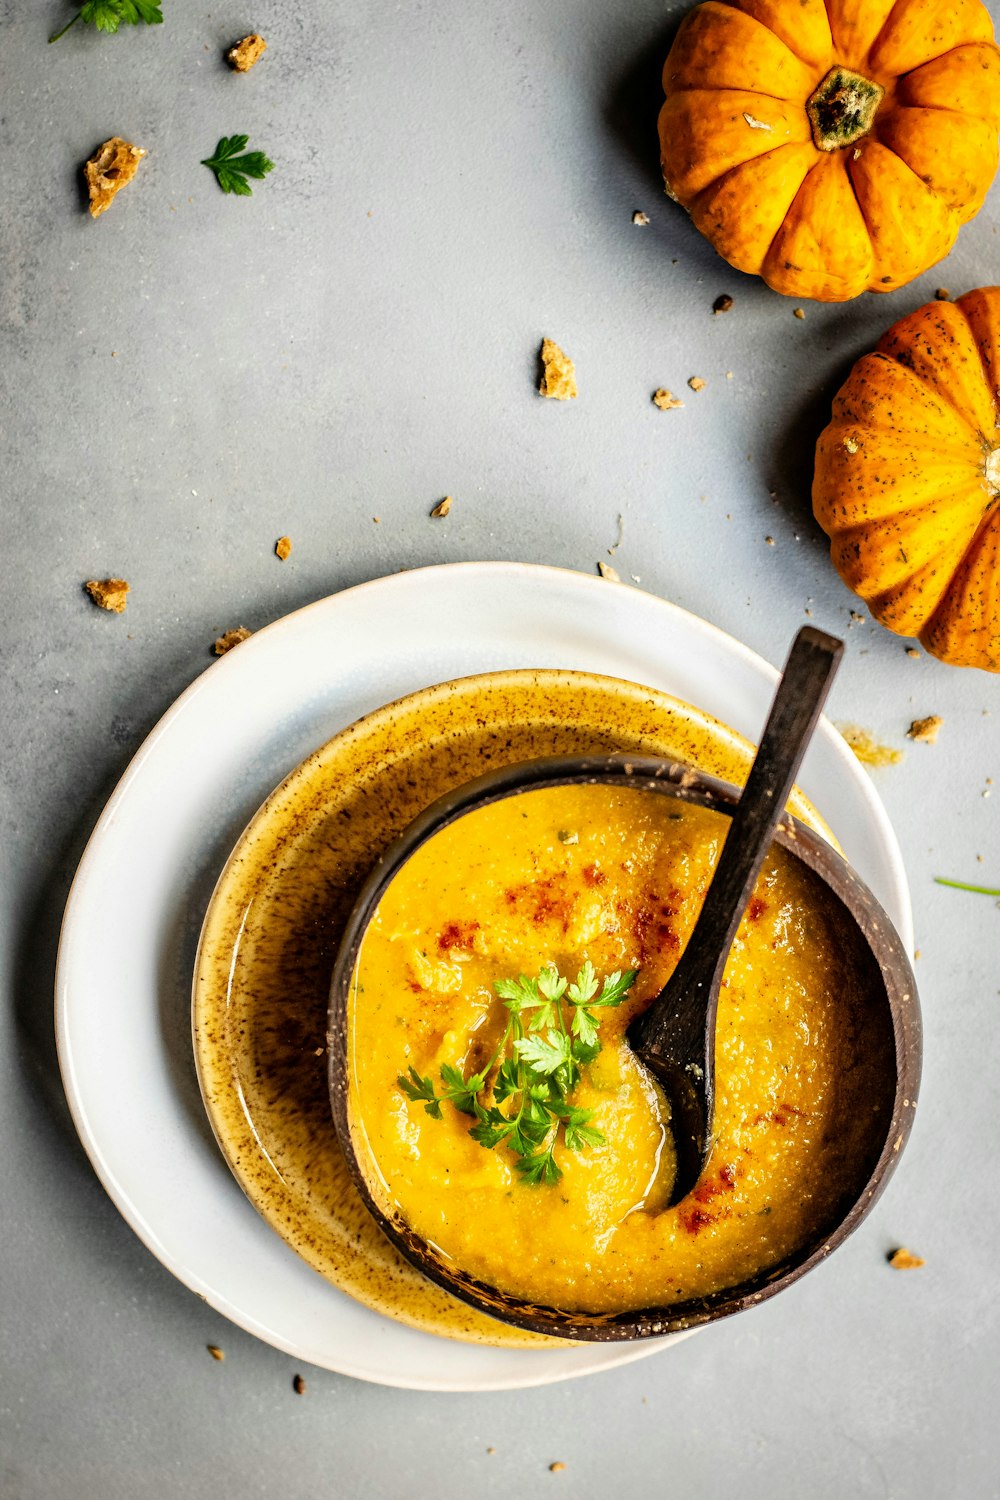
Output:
[349, 784, 887, 1315]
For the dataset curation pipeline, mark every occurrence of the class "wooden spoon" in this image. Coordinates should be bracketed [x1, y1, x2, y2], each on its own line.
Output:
[627, 625, 844, 1205]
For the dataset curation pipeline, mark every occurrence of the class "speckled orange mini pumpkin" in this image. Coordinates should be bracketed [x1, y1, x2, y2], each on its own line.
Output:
[813, 288, 1000, 670]
[659, 0, 1000, 301]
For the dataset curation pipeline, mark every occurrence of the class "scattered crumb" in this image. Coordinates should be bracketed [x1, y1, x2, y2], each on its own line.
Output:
[906, 647, 921, 658]
[908, 714, 943, 744]
[549, 1463, 567, 1474]
[743, 112, 772, 130]
[207, 1345, 225, 1362]
[632, 210, 649, 226]
[838, 724, 904, 768]
[712, 294, 733, 315]
[688, 376, 706, 392]
[275, 535, 292, 561]
[914, 949, 922, 959]
[430, 495, 453, 518]
[227, 33, 267, 71]
[843, 435, 860, 453]
[793, 307, 805, 319]
[538, 338, 577, 400]
[725, 370, 733, 379]
[85, 578, 129, 613]
[84, 138, 146, 219]
[486, 1448, 497, 1456]
[597, 561, 621, 582]
[935, 287, 951, 301]
[652, 387, 683, 410]
[765, 535, 775, 546]
[888, 1247, 925, 1270]
[213, 627, 252, 656]
[849, 610, 865, 624]
[292, 1374, 306, 1395]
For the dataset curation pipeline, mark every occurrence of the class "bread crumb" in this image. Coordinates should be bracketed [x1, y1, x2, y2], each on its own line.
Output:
[793, 307, 805, 319]
[712, 294, 733, 314]
[849, 610, 864, 624]
[688, 376, 706, 392]
[652, 387, 683, 410]
[486, 1448, 497, 1456]
[743, 112, 771, 130]
[908, 714, 943, 744]
[539, 339, 577, 400]
[935, 287, 951, 301]
[906, 646, 921, 658]
[207, 1345, 225, 1361]
[597, 561, 621, 582]
[227, 34, 267, 71]
[85, 578, 130, 613]
[765, 536, 775, 546]
[888, 1247, 925, 1269]
[213, 627, 252, 655]
[843, 435, 860, 453]
[84, 138, 146, 219]
[632, 210, 649, 225]
[292, 1374, 306, 1395]
[725, 370, 733, 379]
[838, 724, 904, 767]
[430, 495, 453, 518]
[275, 536, 292, 561]
[549, 1463, 567, 1474]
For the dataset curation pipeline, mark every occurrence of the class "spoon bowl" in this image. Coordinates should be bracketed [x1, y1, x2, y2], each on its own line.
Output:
[328, 753, 921, 1343]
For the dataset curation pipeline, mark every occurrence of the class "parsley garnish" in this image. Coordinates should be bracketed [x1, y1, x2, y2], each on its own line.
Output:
[49, 0, 163, 43]
[935, 876, 1000, 897]
[397, 961, 638, 1186]
[201, 135, 275, 196]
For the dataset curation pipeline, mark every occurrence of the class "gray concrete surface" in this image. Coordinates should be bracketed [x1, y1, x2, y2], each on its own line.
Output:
[2, 1, 999, 1495]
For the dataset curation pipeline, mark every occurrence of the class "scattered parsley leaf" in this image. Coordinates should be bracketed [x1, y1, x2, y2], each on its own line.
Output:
[201, 135, 275, 196]
[49, 0, 163, 42]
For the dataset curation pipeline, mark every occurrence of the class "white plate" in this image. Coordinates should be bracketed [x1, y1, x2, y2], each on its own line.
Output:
[55, 563, 912, 1391]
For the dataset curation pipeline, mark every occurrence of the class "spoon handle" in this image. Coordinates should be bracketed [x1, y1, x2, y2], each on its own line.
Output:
[691, 625, 844, 965]
[632, 626, 843, 1057]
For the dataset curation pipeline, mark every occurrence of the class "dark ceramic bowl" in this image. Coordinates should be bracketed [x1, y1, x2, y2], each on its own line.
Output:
[328, 754, 921, 1343]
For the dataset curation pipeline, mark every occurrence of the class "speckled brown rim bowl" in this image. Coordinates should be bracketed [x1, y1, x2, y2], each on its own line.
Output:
[328, 754, 921, 1344]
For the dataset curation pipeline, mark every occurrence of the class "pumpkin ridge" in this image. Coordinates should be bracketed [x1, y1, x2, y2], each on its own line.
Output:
[878, 350, 993, 443]
[848, 140, 958, 287]
[919, 502, 1000, 658]
[957, 300, 1000, 439]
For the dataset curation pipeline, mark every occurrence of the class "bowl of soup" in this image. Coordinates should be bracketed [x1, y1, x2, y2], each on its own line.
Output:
[329, 755, 921, 1341]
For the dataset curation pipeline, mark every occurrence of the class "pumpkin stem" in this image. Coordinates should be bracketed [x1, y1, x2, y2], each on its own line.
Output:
[807, 67, 884, 152]
[986, 447, 1000, 496]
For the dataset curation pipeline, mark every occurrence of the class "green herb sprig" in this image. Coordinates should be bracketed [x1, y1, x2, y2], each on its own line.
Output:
[935, 876, 1000, 897]
[201, 135, 275, 196]
[398, 961, 638, 1186]
[49, 0, 163, 44]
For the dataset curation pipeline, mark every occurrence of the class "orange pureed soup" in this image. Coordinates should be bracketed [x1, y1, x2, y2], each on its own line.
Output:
[348, 783, 890, 1315]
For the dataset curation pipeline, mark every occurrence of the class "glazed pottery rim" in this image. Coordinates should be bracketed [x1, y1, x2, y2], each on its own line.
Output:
[329, 753, 922, 1344]
[192, 665, 833, 1188]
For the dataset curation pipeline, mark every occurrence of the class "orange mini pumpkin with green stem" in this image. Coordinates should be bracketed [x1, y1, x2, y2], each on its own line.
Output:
[659, 0, 1000, 301]
[813, 287, 1000, 670]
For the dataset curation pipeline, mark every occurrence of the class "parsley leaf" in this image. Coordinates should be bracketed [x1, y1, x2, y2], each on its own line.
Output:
[516, 1149, 562, 1187]
[396, 961, 638, 1185]
[49, 0, 163, 42]
[397, 1066, 443, 1119]
[201, 135, 275, 196]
